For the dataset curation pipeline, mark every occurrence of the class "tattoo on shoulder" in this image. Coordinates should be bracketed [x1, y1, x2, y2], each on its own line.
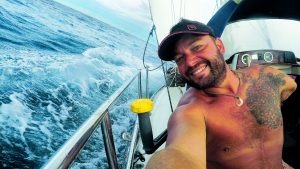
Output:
[245, 67, 286, 128]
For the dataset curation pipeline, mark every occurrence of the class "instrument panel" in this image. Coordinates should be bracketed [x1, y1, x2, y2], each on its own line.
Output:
[234, 50, 297, 69]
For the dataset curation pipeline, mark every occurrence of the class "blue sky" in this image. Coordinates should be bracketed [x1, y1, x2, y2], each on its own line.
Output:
[53, 0, 153, 41]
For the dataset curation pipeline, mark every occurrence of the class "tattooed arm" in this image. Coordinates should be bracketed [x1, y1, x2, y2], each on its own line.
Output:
[264, 66, 297, 102]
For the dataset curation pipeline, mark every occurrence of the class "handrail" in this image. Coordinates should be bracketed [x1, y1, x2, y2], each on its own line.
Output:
[42, 70, 141, 169]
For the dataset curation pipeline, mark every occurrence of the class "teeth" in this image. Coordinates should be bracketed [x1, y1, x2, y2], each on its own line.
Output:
[192, 64, 207, 75]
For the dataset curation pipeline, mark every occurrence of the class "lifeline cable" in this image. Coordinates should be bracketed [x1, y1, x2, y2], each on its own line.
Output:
[142, 24, 174, 112]
[142, 25, 165, 71]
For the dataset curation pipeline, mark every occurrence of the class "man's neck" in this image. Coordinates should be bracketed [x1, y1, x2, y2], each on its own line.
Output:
[203, 69, 239, 96]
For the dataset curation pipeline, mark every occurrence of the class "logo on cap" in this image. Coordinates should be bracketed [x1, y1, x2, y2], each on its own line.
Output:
[187, 24, 197, 31]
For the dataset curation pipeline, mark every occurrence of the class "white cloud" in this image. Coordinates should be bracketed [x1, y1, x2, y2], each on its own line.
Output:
[95, 0, 151, 24]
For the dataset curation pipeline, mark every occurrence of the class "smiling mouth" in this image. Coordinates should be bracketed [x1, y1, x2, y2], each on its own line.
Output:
[190, 64, 208, 76]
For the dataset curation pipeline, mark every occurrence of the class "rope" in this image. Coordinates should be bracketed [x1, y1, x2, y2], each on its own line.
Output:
[179, 0, 183, 18]
[142, 25, 165, 71]
[143, 18, 176, 112]
[183, 0, 186, 18]
[171, 0, 175, 24]
[215, 0, 220, 12]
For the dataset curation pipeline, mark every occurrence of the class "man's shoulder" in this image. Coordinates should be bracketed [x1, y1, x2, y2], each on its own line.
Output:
[169, 102, 206, 128]
[172, 90, 207, 122]
[243, 65, 284, 74]
[177, 88, 207, 106]
[236, 65, 281, 79]
[238, 64, 262, 73]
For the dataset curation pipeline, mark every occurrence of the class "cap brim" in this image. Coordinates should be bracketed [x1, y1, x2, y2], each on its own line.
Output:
[158, 31, 210, 61]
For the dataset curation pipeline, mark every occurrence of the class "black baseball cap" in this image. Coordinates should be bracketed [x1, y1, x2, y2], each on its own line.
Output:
[158, 19, 216, 61]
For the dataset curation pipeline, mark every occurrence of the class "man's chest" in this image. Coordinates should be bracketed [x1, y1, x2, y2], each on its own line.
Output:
[204, 93, 283, 139]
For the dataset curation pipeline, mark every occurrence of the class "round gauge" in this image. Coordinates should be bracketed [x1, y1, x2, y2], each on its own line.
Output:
[241, 54, 251, 65]
[264, 52, 273, 62]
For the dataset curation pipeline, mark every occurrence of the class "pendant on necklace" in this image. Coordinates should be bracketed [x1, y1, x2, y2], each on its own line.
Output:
[235, 96, 243, 107]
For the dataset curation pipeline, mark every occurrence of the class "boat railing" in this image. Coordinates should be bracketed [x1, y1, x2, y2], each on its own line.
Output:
[42, 70, 143, 169]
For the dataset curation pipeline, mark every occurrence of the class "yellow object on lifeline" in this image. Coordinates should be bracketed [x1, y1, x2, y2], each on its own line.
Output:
[131, 98, 154, 114]
[130, 98, 156, 153]
[130, 98, 168, 154]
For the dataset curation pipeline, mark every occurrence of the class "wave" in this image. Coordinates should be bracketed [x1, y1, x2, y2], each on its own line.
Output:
[0, 0, 163, 168]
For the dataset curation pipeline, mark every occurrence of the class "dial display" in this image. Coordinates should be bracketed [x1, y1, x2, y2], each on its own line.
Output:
[241, 54, 251, 65]
[264, 52, 273, 62]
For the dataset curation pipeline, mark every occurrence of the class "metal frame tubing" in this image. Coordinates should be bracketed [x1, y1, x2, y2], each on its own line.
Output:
[101, 112, 119, 169]
[42, 70, 140, 169]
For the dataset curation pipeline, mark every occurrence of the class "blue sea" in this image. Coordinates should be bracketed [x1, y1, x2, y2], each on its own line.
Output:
[0, 0, 165, 168]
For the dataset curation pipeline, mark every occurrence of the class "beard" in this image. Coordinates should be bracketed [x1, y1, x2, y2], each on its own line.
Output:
[183, 50, 226, 90]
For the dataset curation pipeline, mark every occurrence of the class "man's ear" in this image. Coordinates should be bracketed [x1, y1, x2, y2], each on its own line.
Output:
[215, 38, 225, 55]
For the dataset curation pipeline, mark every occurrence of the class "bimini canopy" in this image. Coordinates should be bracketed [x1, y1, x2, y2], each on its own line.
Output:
[149, 0, 300, 59]
[207, 0, 300, 59]
[208, 0, 300, 37]
[228, 0, 300, 22]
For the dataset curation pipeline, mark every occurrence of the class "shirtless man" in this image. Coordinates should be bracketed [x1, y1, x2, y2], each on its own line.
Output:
[146, 19, 297, 169]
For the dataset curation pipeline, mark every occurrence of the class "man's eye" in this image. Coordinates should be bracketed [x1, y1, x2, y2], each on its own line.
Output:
[192, 45, 203, 52]
[174, 55, 184, 63]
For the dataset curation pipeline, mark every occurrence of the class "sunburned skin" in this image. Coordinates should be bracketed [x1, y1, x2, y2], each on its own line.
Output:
[146, 32, 297, 169]
[200, 65, 293, 169]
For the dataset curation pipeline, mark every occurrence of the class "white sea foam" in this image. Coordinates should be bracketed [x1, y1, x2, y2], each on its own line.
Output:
[46, 103, 67, 132]
[0, 0, 162, 168]
[0, 92, 30, 136]
[83, 46, 144, 68]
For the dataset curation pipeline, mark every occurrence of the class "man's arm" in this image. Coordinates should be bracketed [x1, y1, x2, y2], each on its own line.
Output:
[146, 104, 206, 169]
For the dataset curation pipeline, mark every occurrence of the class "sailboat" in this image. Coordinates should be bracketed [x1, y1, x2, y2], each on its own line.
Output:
[43, 0, 300, 168]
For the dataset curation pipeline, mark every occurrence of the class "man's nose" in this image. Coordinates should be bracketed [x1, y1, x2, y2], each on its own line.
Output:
[185, 53, 198, 67]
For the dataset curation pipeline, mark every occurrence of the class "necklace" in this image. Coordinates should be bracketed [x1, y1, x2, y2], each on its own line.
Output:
[204, 73, 243, 107]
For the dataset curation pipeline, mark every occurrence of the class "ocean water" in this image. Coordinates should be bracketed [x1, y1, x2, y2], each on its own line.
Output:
[0, 0, 165, 168]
